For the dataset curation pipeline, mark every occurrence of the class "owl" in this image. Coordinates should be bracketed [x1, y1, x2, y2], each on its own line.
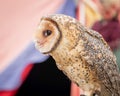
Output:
[34, 14, 120, 96]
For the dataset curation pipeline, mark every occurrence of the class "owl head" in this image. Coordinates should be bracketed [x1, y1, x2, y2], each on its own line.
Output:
[34, 14, 80, 54]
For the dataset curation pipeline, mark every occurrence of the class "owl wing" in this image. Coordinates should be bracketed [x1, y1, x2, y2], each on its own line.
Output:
[78, 25, 120, 94]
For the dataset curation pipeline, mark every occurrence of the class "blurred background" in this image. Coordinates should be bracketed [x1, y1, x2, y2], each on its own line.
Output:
[0, 0, 120, 96]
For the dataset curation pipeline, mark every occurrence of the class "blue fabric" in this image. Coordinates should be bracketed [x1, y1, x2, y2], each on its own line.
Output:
[0, 0, 76, 90]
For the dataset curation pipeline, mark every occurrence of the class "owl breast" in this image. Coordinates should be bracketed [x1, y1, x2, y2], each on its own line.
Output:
[51, 47, 101, 94]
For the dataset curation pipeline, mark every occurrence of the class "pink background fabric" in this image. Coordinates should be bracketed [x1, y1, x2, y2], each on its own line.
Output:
[0, 0, 64, 72]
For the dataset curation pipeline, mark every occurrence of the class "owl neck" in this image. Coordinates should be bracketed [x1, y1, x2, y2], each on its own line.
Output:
[50, 48, 71, 67]
[50, 38, 79, 66]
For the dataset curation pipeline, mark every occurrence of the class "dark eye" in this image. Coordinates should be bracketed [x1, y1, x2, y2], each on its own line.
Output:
[43, 30, 52, 37]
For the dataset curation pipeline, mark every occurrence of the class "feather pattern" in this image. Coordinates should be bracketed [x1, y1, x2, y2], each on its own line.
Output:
[34, 14, 120, 96]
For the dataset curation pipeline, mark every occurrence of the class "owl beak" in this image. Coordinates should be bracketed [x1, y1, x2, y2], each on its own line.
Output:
[34, 39, 46, 49]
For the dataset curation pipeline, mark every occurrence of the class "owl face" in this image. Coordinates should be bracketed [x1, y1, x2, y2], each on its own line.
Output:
[34, 18, 61, 54]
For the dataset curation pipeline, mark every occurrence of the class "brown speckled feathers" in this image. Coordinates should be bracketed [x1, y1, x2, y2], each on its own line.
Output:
[34, 14, 120, 96]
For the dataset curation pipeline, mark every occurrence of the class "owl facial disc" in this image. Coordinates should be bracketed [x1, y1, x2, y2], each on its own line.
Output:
[34, 17, 61, 54]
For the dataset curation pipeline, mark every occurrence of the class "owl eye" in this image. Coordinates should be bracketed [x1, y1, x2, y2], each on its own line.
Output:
[43, 30, 52, 37]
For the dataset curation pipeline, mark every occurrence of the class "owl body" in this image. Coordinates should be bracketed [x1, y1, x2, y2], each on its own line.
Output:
[34, 14, 120, 96]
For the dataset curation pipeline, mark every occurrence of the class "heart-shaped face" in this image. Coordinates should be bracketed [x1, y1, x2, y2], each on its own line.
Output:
[34, 18, 61, 54]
